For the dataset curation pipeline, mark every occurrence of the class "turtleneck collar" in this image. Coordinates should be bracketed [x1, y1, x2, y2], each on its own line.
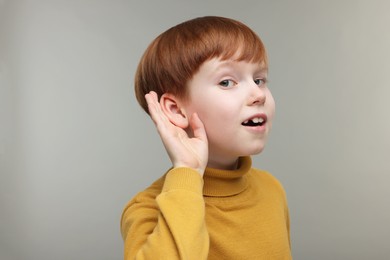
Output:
[202, 156, 252, 197]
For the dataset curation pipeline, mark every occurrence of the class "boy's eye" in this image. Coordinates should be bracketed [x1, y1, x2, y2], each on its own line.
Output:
[254, 78, 267, 86]
[219, 79, 235, 88]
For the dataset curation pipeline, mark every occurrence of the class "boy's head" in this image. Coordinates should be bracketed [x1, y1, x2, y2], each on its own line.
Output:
[134, 16, 268, 113]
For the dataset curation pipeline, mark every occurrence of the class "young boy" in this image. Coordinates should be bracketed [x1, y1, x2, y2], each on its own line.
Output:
[121, 16, 291, 259]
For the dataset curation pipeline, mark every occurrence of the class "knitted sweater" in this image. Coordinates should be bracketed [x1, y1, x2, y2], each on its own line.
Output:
[121, 157, 291, 259]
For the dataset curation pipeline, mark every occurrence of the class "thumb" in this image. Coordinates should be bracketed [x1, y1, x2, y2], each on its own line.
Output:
[190, 113, 207, 143]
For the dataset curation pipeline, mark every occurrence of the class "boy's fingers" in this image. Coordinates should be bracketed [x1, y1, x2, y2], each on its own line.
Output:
[146, 92, 164, 123]
[145, 91, 169, 134]
[145, 92, 160, 125]
[190, 113, 207, 143]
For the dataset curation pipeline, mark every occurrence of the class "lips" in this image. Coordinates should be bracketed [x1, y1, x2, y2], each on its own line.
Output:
[241, 114, 267, 127]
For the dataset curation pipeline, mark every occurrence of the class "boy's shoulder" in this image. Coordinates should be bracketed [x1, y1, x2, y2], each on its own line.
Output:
[121, 173, 167, 224]
[248, 167, 287, 195]
[129, 173, 167, 203]
[123, 166, 287, 210]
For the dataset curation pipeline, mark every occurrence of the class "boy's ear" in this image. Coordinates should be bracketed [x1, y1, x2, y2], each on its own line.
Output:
[160, 93, 189, 129]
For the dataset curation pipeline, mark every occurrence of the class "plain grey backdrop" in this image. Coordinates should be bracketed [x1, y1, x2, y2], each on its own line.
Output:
[1, 0, 389, 259]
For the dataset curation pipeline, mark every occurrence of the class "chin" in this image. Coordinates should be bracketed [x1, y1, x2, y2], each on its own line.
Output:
[244, 145, 266, 156]
[253, 148, 265, 155]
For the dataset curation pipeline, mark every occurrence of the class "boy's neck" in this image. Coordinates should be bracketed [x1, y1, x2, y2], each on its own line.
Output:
[207, 157, 239, 170]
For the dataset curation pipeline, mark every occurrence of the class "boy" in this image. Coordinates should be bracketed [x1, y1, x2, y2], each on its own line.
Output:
[121, 16, 291, 259]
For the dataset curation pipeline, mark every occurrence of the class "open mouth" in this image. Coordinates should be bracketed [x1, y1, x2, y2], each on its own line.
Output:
[241, 116, 266, 127]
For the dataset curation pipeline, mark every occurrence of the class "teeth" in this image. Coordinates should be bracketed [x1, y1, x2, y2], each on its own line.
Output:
[243, 117, 265, 125]
[251, 117, 264, 123]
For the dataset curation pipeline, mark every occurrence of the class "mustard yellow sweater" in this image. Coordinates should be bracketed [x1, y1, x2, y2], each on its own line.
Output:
[121, 157, 291, 259]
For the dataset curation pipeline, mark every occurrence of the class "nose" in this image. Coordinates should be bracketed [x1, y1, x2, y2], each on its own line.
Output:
[248, 81, 266, 106]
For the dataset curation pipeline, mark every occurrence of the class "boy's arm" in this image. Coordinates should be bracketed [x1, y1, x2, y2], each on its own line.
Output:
[121, 91, 209, 259]
[121, 168, 209, 259]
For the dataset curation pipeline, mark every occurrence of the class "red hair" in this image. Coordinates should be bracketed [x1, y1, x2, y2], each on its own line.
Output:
[135, 16, 268, 113]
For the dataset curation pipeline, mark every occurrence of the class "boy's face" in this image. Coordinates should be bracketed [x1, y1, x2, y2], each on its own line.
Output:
[182, 58, 275, 169]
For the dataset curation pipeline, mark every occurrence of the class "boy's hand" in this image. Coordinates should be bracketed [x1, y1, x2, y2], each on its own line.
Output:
[145, 91, 208, 175]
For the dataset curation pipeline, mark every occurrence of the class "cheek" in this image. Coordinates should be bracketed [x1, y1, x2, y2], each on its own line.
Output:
[199, 107, 238, 137]
[191, 96, 235, 121]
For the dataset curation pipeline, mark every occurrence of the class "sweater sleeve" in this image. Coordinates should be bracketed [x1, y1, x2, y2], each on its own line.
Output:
[121, 168, 209, 260]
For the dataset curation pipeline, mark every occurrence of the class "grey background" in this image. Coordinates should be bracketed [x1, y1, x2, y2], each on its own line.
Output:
[1, 0, 389, 259]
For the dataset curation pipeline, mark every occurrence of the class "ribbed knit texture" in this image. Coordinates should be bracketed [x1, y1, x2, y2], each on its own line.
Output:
[121, 157, 292, 259]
